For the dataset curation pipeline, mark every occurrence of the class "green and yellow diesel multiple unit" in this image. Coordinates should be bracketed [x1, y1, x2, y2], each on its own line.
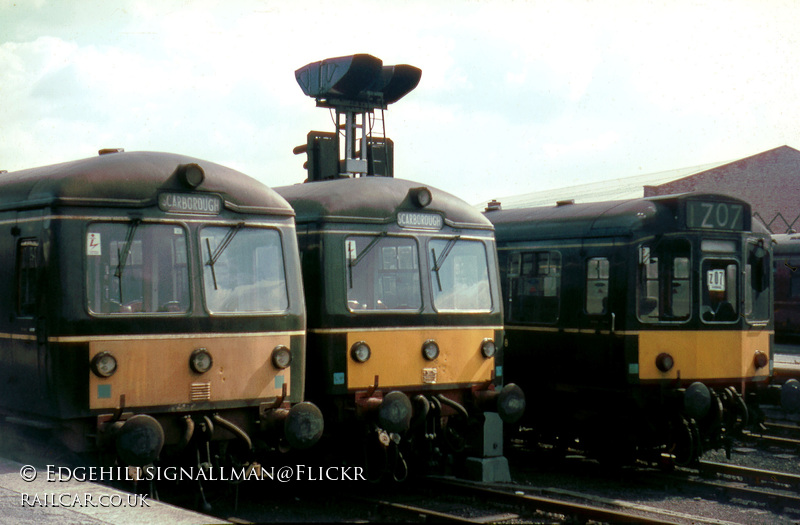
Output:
[0, 150, 322, 470]
[486, 193, 772, 463]
[276, 177, 524, 478]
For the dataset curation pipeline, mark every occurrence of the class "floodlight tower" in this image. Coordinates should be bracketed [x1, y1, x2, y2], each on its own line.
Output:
[293, 54, 421, 181]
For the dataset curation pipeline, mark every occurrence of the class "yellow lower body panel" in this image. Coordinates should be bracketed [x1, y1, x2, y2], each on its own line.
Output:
[346, 328, 495, 390]
[88, 334, 293, 410]
[638, 330, 771, 381]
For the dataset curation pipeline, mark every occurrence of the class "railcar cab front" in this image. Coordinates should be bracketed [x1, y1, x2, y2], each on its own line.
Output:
[277, 177, 508, 396]
[0, 150, 320, 470]
[635, 197, 770, 326]
[489, 194, 772, 382]
[629, 195, 772, 383]
[276, 176, 524, 478]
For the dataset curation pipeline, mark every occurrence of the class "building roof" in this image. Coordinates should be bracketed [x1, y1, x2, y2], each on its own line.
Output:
[477, 145, 800, 235]
[479, 159, 731, 211]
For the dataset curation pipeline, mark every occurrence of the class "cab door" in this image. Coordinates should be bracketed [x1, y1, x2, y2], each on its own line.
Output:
[579, 239, 622, 385]
[13, 235, 49, 411]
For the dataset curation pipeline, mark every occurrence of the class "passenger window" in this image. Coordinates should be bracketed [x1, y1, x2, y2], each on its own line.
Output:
[507, 251, 561, 323]
[586, 257, 609, 315]
[17, 238, 39, 317]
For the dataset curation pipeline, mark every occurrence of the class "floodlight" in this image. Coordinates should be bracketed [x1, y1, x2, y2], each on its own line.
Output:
[295, 54, 382, 100]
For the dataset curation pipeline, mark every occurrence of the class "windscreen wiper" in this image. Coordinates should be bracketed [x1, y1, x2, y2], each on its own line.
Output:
[348, 232, 387, 289]
[114, 218, 141, 303]
[206, 222, 244, 290]
[431, 236, 460, 292]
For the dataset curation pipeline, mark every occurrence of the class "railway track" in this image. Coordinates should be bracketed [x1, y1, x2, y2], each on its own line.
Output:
[696, 460, 800, 491]
[87, 452, 800, 524]
[664, 460, 800, 513]
[736, 406, 800, 454]
[203, 469, 748, 524]
[507, 440, 800, 521]
[346, 491, 521, 524]
[346, 473, 800, 524]
[104, 427, 800, 523]
[340, 477, 693, 524]
[421, 477, 711, 524]
[741, 424, 800, 451]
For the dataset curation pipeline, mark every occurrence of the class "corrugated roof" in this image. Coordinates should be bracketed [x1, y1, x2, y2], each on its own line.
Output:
[478, 158, 732, 210]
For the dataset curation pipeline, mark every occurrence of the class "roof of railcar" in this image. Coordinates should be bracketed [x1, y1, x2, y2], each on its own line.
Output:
[772, 233, 800, 254]
[275, 177, 493, 230]
[0, 150, 293, 215]
[485, 192, 751, 240]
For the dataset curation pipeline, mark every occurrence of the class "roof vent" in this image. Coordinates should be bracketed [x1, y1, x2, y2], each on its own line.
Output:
[485, 199, 502, 212]
[99, 148, 125, 155]
[556, 199, 575, 207]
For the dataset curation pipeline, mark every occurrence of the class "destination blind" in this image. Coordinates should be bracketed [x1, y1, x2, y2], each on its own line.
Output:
[159, 193, 222, 215]
[397, 212, 443, 230]
[685, 200, 744, 231]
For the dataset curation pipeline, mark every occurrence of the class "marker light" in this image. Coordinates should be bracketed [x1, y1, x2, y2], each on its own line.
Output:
[411, 187, 433, 208]
[272, 345, 292, 369]
[190, 348, 213, 374]
[179, 163, 205, 188]
[91, 352, 117, 378]
[350, 341, 371, 363]
[422, 340, 439, 361]
[753, 350, 768, 369]
[656, 352, 674, 373]
[480, 338, 496, 359]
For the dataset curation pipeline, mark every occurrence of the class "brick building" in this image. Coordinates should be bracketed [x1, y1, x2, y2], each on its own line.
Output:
[643, 145, 800, 233]
[485, 145, 800, 234]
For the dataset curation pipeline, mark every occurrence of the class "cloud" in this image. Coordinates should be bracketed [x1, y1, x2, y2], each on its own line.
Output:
[2, 0, 800, 206]
[542, 131, 620, 159]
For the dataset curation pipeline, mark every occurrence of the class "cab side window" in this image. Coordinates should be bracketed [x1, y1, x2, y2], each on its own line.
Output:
[507, 250, 561, 323]
[17, 238, 39, 317]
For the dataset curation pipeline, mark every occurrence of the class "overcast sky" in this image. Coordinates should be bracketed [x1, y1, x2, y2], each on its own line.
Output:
[2, 0, 799, 207]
